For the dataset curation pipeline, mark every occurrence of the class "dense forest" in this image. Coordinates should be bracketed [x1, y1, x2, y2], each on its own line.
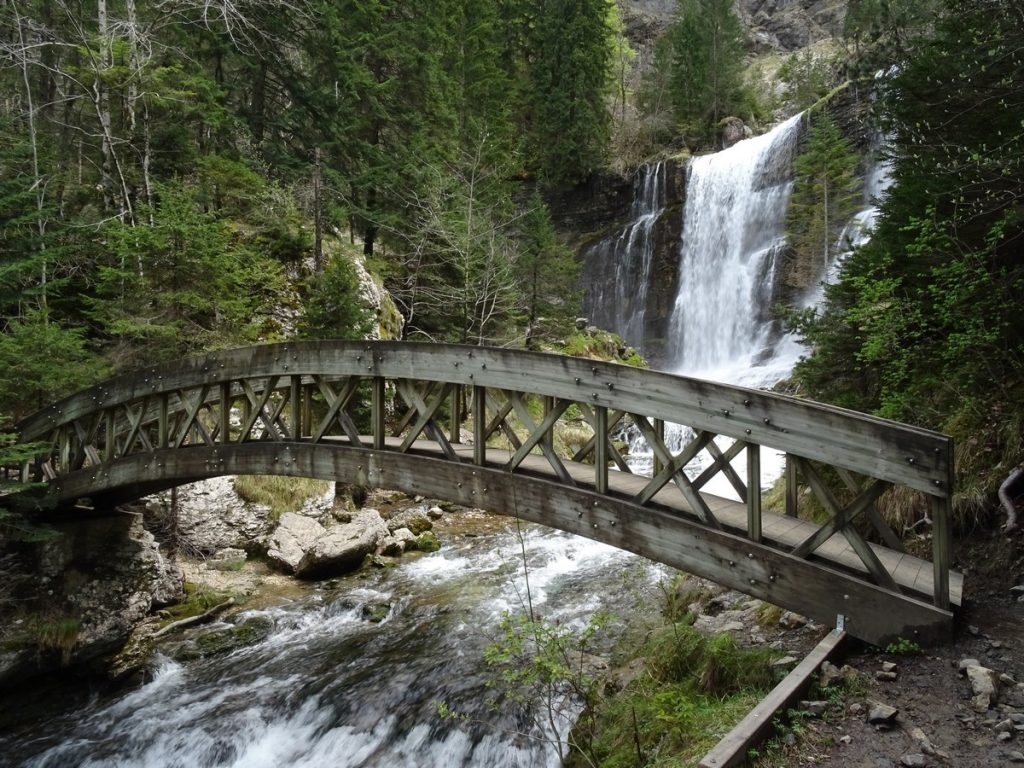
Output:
[1, 0, 1022, 522]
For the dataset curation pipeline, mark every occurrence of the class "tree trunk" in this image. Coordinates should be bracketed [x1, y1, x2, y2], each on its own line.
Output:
[1000, 466, 1024, 532]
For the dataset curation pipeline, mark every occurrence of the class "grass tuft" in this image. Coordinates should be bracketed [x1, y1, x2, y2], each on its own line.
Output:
[233, 475, 331, 520]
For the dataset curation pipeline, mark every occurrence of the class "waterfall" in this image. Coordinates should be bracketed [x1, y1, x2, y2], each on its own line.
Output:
[666, 114, 804, 384]
[582, 161, 666, 348]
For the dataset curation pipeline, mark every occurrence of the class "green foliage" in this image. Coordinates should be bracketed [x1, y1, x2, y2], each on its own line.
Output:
[795, 0, 1024, 522]
[884, 637, 922, 655]
[33, 616, 81, 666]
[578, 622, 779, 767]
[0, 311, 106, 420]
[778, 50, 838, 111]
[653, 0, 748, 143]
[299, 255, 374, 341]
[481, 610, 610, 763]
[525, 0, 615, 184]
[516, 192, 581, 347]
[88, 182, 288, 366]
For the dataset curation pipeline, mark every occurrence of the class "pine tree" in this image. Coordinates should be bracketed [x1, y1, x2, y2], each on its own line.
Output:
[660, 0, 746, 141]
[786, 114, 862, 280]
[526, 0, 614, 185]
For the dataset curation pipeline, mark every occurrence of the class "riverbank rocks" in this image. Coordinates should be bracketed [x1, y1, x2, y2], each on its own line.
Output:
[960, 659, 1001, 712]
[266, 508, 421, 578]
[304, 510, 390, 577]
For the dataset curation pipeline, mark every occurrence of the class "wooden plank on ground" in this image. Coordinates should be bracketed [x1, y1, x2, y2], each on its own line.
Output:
[699, 630, 848, 768]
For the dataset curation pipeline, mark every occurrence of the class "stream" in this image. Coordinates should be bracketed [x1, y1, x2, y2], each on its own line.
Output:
[2, 516, 673, 768]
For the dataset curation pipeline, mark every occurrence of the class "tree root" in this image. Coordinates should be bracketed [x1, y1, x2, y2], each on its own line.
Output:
[1000, 466, 1024, 533]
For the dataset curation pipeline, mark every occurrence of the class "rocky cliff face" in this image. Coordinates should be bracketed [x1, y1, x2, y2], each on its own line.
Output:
[618, 0, 847, 52]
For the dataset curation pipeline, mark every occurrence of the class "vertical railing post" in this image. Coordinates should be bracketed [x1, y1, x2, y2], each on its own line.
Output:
[290, 375, 302, 440]
[159, 395, 169, 449]
[747, 442, 762, 543]
[932, 494, 951, 610]
[542, 396, 554, 452]
[104, 410, 115, 461]
[785, 454, 798, 518]
[450, 384, 462, 444]
[372, 376, 386, 450]
[473, 386, 486, 466]
[59, 426, 70, 472]
[653, 418, 664, 477]
[595, 406, 608, 494]
[219, 383, 230, 445]
[302, 383, 313, 442]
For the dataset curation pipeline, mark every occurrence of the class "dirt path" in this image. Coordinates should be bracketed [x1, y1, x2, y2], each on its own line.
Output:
[759, 526, 1024, 768]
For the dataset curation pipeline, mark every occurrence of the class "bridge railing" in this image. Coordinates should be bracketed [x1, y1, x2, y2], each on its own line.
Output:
[14, 341, 955, 609]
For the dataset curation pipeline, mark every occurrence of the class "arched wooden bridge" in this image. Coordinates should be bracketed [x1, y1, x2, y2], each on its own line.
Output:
[10, 341, 958, 646]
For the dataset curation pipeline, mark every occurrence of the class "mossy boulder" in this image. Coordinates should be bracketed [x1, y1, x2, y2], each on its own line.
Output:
[173, 616, 274, 661]
[414, 531, 441, 553]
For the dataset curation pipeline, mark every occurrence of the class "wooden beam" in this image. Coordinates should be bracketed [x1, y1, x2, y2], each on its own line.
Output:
[700, 630, 848, 768]
[785, 454, 798, 518]
[472, 385, 486, 466]
[372, 377, 386, 450]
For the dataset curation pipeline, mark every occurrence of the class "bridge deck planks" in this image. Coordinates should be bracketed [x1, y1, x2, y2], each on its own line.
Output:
[383, 436, 962, 608]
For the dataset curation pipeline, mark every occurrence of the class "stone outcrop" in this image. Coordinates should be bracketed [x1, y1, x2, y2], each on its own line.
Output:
[266, 512, 327, 574]
[736, 0, 847, 51]
[0, 512, 183, 688]
[144, 476, 334, 556]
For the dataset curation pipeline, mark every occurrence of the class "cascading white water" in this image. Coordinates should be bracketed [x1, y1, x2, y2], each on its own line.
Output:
[667, 114, 804, 385]
[583, 162, 666, 348]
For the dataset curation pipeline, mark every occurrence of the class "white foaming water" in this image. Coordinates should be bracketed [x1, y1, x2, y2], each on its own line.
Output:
[10, 521, 669, 768]
[584, 161, 667, 348]
[667, 114, 803, 380]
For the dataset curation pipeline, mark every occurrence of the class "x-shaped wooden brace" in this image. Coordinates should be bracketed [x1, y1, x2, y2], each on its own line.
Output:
[572, 405, 632, 473]
[173, 386, 215, 449]
[482, 390, 523, 451]
[395, 380, 458, 461]
[504, 391, 575, 486]
[119, 397, 154, 456]
[789, 456, 898, 591]
[70, 417, 102, 469]
[237, 377, 283, 442]
[312, 376, 363, 445]
[691, 438, 748, 501]
[630, 415, 720, 529]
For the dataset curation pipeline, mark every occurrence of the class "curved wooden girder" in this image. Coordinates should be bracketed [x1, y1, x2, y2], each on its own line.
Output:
[19, 341, 953, 497]
[50, 442, 952, 648]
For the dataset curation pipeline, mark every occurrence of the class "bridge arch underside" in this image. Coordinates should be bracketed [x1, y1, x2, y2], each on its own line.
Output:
[54, 441, 952, 647]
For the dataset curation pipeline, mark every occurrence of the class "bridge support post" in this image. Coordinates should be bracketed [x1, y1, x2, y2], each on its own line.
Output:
[450, 385, 462, 445]
[653, 419, 664, 476]
[932, 495, 951, 609]
[290, 376, 302, 439]
[159, 396, 169, 449]
[219, 383, 230, 443]
[747, 442, 762, 543]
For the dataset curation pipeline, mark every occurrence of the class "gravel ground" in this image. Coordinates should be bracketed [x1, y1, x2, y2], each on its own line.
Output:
[753, 524, 1024, 768]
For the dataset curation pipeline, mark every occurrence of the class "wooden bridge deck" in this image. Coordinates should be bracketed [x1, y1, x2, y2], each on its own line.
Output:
[396, 437, 963, 608]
